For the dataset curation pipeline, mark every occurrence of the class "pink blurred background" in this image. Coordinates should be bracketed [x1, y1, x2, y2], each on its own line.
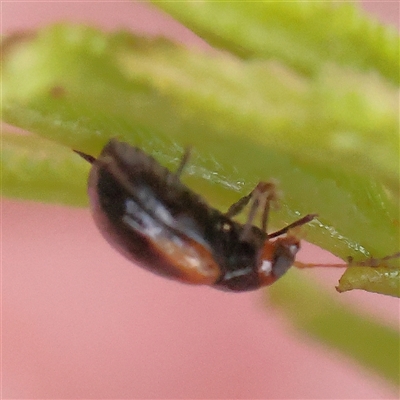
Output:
[2, 2, 399, 398]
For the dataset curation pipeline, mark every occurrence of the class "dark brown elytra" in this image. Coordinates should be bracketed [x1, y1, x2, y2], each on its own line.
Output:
[75, 139, 318, 292]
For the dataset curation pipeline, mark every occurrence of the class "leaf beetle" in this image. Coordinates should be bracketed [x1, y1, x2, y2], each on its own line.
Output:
[75, 139, 317, 292]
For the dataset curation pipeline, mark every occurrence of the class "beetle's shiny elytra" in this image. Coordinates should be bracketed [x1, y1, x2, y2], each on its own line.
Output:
[75, 139, 317, 292]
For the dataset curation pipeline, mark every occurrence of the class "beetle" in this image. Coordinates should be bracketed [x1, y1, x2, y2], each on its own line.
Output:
[74, 139, 317, 292]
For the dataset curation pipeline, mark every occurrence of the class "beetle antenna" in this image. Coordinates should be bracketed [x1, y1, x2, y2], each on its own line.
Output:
[268, 214, 318, 239]
[73, 149, 96, 164]
[294, 251, 400, 269]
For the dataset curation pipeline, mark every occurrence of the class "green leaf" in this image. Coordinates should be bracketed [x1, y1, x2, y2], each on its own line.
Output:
[152, 1, 400, 85]
[337, 266, 400, 297]
[2, 130, 89, 206]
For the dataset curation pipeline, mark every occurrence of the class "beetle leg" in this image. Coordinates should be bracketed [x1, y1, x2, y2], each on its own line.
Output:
[240, 190, 262, 240]
[226, 181, 277, 218]
[175, 147, 192, 178]
[235, 182, 278, 240]
[260, 195, 271, 233]
[227, 182, 317, 239]
[224, 191, 254, 219]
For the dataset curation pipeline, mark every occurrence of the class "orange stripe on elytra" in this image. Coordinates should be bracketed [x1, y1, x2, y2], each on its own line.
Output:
[151, 237, 221, 285]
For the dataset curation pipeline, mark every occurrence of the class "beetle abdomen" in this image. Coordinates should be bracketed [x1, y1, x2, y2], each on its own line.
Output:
[87, 141, 221, 284]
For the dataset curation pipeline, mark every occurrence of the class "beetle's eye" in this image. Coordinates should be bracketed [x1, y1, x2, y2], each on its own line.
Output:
[258, 237, 300, 286]
[272, 239, 300, 279]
